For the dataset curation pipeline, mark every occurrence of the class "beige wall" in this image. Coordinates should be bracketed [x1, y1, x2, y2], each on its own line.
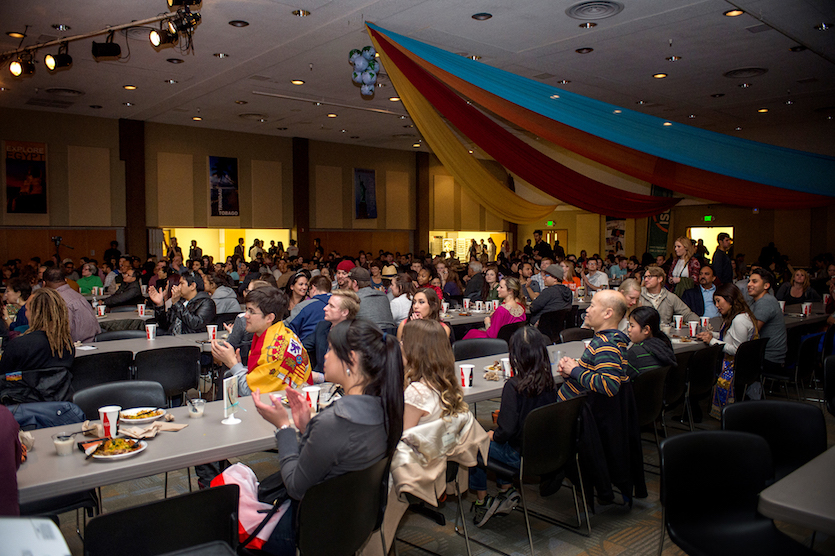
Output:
[428, 156, 509, 232]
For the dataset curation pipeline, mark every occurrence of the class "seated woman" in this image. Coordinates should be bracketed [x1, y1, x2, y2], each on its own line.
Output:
[560, 260, 582, 291]
[695, 283, 757, 418]
[76, 262, 103, 295]
[250, 319, 404, 555]
[397, 288, 450, 340]
[205, 272, 242, 314]
[479, 265, 500, 303]
[463, 277, 526, 340]
[416, 266, 444, 300]
[469, 326, 559, 528]
[0, 288, 74, 404]
[776, 269, 821, 305]
[436, 261, 463, 298]
[625, 306, 676, 379]
[617, 278, 642, 332]
[389, 274, 416, 326]
[3, 277, 31, 333]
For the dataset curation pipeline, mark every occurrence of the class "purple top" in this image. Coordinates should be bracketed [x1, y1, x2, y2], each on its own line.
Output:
[463, 304, 526, 340]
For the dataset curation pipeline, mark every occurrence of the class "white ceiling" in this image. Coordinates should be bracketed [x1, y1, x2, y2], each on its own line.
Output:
[1, 0, 833, 156]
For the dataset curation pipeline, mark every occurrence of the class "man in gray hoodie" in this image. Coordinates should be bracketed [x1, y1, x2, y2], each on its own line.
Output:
[348, 267, 395, 331]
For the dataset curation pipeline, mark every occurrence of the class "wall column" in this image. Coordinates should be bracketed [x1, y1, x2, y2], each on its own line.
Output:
[119, 119, 146, 256]
[415, 152, 430, 254]
[292, 137, 311, 255]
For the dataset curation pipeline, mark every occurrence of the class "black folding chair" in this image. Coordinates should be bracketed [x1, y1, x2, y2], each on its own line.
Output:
[826, 355, 835, 417]
[496, 321, 527, 344]
[683, 344, 723, 430]
[94, 330, 148, 341]
[215, 312, 240, 327]
[734, 338, 769, 401]
[134, 346, 201, 404]
[762, 333, 821, 401]
[452, 338, 507, 361]
[631, 366, 671, 468]
[72, 380, 166, 419]
[661, 351, 692, 434]
[70, 350, 133, 392]
[559, 327, 594, 344]
[538, 309, 569, 344]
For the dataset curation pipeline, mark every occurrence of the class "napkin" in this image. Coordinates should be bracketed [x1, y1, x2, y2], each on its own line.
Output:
[82, 420, 105, 437]
[18, 430, 34, 451]
[120, 421, 188, 439]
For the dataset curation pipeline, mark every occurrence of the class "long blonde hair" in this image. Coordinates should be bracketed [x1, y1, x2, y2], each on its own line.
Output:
[401, 319, 467, 417]
[675, 236, 696, 260]
[26, 288, 73, 358]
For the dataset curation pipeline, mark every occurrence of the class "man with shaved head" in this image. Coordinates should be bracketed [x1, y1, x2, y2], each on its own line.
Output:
[557, 290, 630, 400]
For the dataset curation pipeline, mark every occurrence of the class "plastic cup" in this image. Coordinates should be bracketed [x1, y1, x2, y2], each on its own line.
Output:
[52, 432, 75, 456]
[824, 294, 831, 305]
[673, 315, 683, 328]
[98, 405, 121, 438]
[699, 316, 710, 329]
[141, 284, 148, 296]
[97, 305, 106, 317]
[303, 386, 321, 412]
[207, 324, 218, 341]
[188, 399, 206, 418]
[137, 304, 146, 317]
[500, 358, 511, 379]
[441, 301, 449, 314]
[688, 321, 699, 336]
[492, 300, 500, 311]
[661, 324, 672, 336]
[145, 323, 157, 340]
[475, 301, 484, 312]
[801, 302, 812, 316]
[463, 298, 470, 310]
[460, 364, 474, 388]
[778, 300, 786, 312]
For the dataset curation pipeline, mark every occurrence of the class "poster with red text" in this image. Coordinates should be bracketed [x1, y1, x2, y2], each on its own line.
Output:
[5, 141, 47, 214]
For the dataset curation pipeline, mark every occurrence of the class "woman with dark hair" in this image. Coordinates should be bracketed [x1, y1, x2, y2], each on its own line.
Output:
[251, 319, 404, 555]
[436, 261, 463, 298]
[416, 265, 443, 300]
[695, 283, 758, 418]
[397, 288, 450, 340]
[469, 326, 559, 527]
[205, 272, 241, 314]
[479, 265, 500, 302]
[463, 277, 526, 339]
[625, 306, 676, 378]
[284, 270, 310, 312]
[369, 260, 385, 291]
[390, 273, 416, 325]
[3, 277, 32, 332]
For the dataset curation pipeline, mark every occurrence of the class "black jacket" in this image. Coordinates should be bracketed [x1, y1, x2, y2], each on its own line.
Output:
[153, 291, 216, 334]
[680, 285, 706, 316]
[103, 280, 144, 307]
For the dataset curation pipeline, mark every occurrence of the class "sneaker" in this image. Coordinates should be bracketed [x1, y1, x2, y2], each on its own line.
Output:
[472, 495, 500, 527]
[494, 487, 521, 516]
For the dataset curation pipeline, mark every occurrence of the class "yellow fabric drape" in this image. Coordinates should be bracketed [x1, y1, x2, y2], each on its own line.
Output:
[370, 34, 557, 224]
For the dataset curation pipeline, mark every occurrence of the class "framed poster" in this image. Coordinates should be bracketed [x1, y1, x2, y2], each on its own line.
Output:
[209, 156, 240, 216]
[605, 217, 626, 255]
[354, 168, 377, 219]
[5, 141, 47, 214]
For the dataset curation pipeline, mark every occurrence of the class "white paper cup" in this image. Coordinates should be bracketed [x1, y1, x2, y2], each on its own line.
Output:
[688, 321, 699, 336]
[673, 315, 683, 328]
[699, 316, 710, 328]
[52, 432, 75, 456]
[98, 405, 121, 438]
[500, 358, 511, 379]
[303, 386, 321, 412]
[824, 294, 831, 305]
[460, 364, 474, 388]
[463, 298, 470, 310]
[441, 301, 449, 314]
[97, 305, 106, 317]
[145, 323, 157, 340]
[492, 300, 500, 311]
[778, 300, 786, 312]
[661, 324, 672, 336]
[141, 284, 148, 296]
[207, 324, 218, 341]
[189, 399, 205, 418]
[802, 302, 812, 316]
[475, 301, 484, 311]
[137, 303, 146, 317]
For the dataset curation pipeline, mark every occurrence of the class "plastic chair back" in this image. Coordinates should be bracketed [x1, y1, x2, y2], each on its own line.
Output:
[722, 400, 827, 481]
[452, 338, 508, 361]
[215, 312, 240, 326]
[538, 309, 569, 344]
[559, 327, 594, 344]
[297, 458, 389, 556]
[823, 325, 835, 361]
[826, 355, 835, 417]
[686, 344, 723, 397]
[520, 396, 585, 476]
[631, 366, 670, 428]
[134, 346, 201, 400]
[70, 351, 133, 392]
[84, 484, 239, 556]
[664, 351, 692, 409]
[95, 330, 148, 342]
[72, 381, 166, 419]
[733, 337, 768, 389]
[497, 321, 527, 344]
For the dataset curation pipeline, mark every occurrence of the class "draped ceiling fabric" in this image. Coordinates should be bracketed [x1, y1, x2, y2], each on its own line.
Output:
[367, 23, 835, 210]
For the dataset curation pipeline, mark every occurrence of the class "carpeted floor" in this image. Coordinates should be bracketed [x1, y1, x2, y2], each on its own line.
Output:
[56, 390, 835, 555]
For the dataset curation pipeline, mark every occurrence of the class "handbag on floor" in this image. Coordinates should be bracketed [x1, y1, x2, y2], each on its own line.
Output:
[709, 358, 735, 420]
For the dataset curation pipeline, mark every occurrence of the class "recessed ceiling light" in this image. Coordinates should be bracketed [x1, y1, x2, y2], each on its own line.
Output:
[258, 118, 266, 123]
[214, 53, 230, 58]
[688, 114, 696, 118]
[327, 113, 337, 118]
[724, 9, 744, 17]
[613, 109, 622, 114]
[228, 20, 249, 27]
[235, 100, 248, 105]
[469, 55, 481, 60]
[276, 127, 288, 130]
[389, 97, 400, 102]
[192, 116, 202, 121]
[579, 22, 597, 28]
[666, 55, 682, 62]
[399, 115, 407, 119]
[757, 108, 768, 113]
[376, 83, 387, 87]
[814, 23, 831, 31]
[0, 87, 7, 91]
[785, 99, 794, 105]
[790, 45, 807, 52]
[313, 102, 322, 106]
[738, 83, 752, 88]
[711, 93, 725, 98]
[340, 129, 347, 133]
[52, 24, 71, 31]
[557, 79, 571, 84]
[575, 47, 594, 54]
[468, 150, 474, 154]
[164, 79, 178, 84]
[412, 143, 421, 148]
[636, 100, 647, 105]
[291, 79, 305, 85]
[123, 102, 134, 106]
[663, 122, 672, 126]
[89, 105, 102, 109]
[472, 13, 492, 21]
[167, 58, 184, 64]
[735, 126, 743, 131]
[550, 94, 560, 99]
[6, 31, 25, 39]
[653, 73, 667, 79]
[123, 85, 137, 90]
[292, 9, 311, 17]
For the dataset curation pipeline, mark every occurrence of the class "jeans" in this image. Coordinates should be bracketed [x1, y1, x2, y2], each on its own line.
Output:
[262, 500, 298, 555]
[468, 441, 521, 492]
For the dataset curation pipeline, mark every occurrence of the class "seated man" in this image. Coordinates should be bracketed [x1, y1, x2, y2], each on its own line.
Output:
[349, 267, 395, 331]
[582, 258, 609, 291]
[103, 268, 144, 309]
[746, 268, 787, 376]
[212, 287, 310, 395]
[681, 264, 720, 318]
[608, 256, 628, 281]
[305, 289, 359, 383]
[43, 268, 100, 343]
[529, 264, 572, 325]
[557, 290, 629, 400]
[640, 266, 699, 324]
[285, 275, 331, 343]
[149, 271, 216, 334]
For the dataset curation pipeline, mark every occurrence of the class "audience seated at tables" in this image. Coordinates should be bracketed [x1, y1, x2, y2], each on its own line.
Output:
[640, 266, 698, 325]
[389, 274, 416, 325]
[529, 264, 572, 325]
[306, 289, 359, 383]
[681, 265, 721, 318]
[776, 269, 821, 304]
[625, 306, 676, 379]
[582, 258, 609, 292]
[205, 272, 241, 314]
[76, 262, 103, 295]
[43, 267, 100, 343]
[286, 275, 331, 343]
[149, 271, 216, 335]
[3, 277, 31, 333]
[464, 277, 526, 340]
[0, 288, 75, 404]
[470, 326, 558, 527]
[248, 319, 403, 555]
[103, 268, 144, 309]
[349, 267, 395, 332]
[745, 268, 787, 378]
[213, 287, 310, 397]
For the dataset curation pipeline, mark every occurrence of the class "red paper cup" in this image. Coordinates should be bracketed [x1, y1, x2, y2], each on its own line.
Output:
[460, 364, 474, 388]
[688, 321, 698, 336]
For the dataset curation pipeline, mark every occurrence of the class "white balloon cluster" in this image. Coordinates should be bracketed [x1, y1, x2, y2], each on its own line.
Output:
[350, 46, 379, 97]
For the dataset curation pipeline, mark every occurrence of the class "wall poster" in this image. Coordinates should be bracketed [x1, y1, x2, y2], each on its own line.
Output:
[605, 217, 626, 255]
[354, 168, 377, 219]
[646, 185, 673, 257]
[5, 140, 47, 214]
[209, 156, 240, 216]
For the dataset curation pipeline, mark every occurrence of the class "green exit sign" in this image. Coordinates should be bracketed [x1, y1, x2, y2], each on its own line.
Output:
[704, 215, 714, 222]
[546, 220, 555, 226]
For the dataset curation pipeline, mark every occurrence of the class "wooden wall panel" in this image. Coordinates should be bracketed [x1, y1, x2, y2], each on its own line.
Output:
[157, 153, 194, 226]
[0, 228, 118, 265]
[68, 146, 111, 226]
[309, 231, 411, 259]
[251, 160, 283, 228]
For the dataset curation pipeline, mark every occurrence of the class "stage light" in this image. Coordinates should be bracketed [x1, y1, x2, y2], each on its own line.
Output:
[92, 33, 121, 60]
[168, 10, 201, 33]
[168, 0, 201, 6]
[45, 44, 72, 72]
[10, 57, 35, 77]
[150, 25, 178, 47]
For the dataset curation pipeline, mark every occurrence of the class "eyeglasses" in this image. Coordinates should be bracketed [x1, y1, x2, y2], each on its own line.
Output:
[245, 307, 264, 317]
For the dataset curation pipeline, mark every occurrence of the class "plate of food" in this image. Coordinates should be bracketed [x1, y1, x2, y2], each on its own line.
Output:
[670, 336, 695, 344]
[484, 361, 502, 372]
[120, 407, 166, 424]
[90, 438, 147, 460]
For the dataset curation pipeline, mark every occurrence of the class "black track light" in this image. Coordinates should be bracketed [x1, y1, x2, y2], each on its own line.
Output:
[150, 25, 178, 47]
[10, 56, 35, 77]
[45, 44, 72, 72]
[168, 0, 201, 6]
[168, 10, 201, 33]
[92, 32, 121, 60]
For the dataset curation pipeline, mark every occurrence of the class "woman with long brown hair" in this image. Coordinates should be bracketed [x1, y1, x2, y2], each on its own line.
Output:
[397, 287, 450, 340]
[667, 236, 700, 292]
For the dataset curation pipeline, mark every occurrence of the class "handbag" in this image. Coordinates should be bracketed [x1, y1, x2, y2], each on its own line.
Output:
[709, 357, 735, 420]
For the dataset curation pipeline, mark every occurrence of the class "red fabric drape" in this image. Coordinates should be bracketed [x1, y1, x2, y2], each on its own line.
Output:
[372, 30, 681, 218]
[372, 29, 832, 209]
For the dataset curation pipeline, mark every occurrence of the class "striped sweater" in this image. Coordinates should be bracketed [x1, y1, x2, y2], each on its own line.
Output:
[558, 329, 629, 401]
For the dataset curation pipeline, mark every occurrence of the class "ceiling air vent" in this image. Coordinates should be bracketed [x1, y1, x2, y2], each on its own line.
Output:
[248, 75, 272, 81]
[26, 97, 74, 108]
[723, 67, 768, 79]
[533, 72, 556, 80]
[45, 87, 84, 96]
[746, 24, 771, 33]
[566, 1, 624, 20]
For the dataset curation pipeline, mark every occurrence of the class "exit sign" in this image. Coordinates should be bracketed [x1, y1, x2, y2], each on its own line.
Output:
[704, 215, 714, 222]
[546, 220, 554, 226]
